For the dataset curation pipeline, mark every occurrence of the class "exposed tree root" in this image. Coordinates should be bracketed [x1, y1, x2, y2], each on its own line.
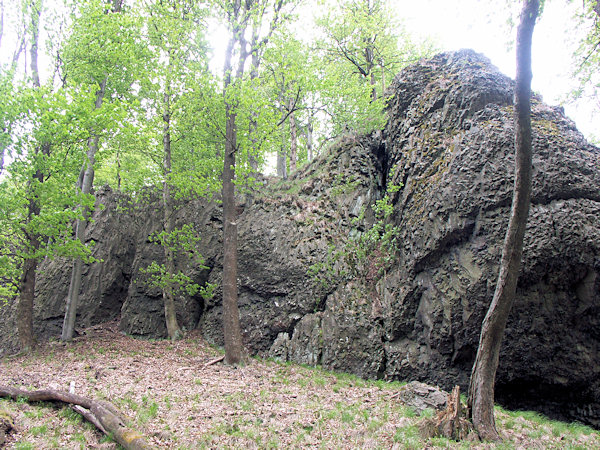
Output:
[419, 385, 476, 442]
[0, 385, 152, 449]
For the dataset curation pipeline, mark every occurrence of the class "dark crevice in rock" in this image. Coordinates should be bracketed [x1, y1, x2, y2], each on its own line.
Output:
[531, 193, 600, 206]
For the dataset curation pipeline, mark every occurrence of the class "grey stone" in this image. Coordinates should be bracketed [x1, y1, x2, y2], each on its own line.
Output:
[395, 381, 449, 413]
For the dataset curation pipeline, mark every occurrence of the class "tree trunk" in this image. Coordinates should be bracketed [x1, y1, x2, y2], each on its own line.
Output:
[16, 151, 48, 351]
[468, 0, 539, 441]
[17, 256, 37, 351]
[305, 120, 313, 162]
[62, 79, 106, 342]
[247, 45, 261, 173]
[116, 148, 121, 190]
[221, 10, 247, 365]
[222, 102, 243, 365]
[29, 0, 42, 88]
[289, 102, 297, 173]
[16, 0, 45, 351]
[162, 68, 181, 340]
[365, 43, 376, 101]
[277, 133, 287, 179]
[62, 0, 123, 341]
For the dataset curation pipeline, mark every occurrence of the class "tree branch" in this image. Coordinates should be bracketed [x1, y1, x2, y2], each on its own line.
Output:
[0, 386, 151, 450]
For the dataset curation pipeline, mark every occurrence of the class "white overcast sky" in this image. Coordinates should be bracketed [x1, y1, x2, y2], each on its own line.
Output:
[395, 0, 596, 139]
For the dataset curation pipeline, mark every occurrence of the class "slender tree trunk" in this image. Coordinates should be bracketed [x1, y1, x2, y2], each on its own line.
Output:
[247, 46, 260, 173]
[365, 43, 377, 101]
[277, 143, 287, 179]
[62, 0, 123, 341]
[16, 0, 45, 351]
[0, 141, 5, 175]
[29, 0, 41, 88]
[62, 79, 106, 341]
[116, 148, 121, 190]
[222, 101, 243, 365]
[0, 0, 4, 49]
[468, 0, 539, 441]
[305, 120, 313, 162]
[17, 257, 37, 350]
[221, 10, 247, 365]
[381, 61, 386, 95]
[289, 101, 297, 173]
[161, 65, 181, 340]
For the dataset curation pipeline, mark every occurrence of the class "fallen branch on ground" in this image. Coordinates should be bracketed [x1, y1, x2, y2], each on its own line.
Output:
[0, 385, 152, 449]
[204, 355, 225, 368]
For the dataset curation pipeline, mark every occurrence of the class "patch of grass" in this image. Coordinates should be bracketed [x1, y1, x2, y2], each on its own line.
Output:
[341, 410, 354, 424]
[24, 408, 46, 420]
[428, 436, 458, 447]
[164, 394, 172, 409]
[14, 442, 35, 450]
[420, 408, 435, 419]
[59, 406, 83, 423]
[30, 424, 48, 436]
[139, 395, 159, 423]
[72, 432, 87, 443]
[393, 424, 421, 449]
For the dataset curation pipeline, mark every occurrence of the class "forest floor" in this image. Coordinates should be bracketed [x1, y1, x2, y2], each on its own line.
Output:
[0, 321, 598, 449]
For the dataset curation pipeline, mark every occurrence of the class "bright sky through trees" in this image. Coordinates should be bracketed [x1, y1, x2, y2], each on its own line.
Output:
[1, 0, 596, 140]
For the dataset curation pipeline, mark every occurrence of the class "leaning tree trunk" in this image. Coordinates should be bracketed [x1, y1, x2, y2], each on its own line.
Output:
[468, 0, 539, 441]
[305, 120, 313, 162]
[62, 0, 123, 342]
[62, 103, 104, 342]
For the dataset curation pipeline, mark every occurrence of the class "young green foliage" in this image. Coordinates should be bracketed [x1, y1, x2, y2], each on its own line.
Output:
[140, 224, 215, 300]
[309, 179, 403, 290]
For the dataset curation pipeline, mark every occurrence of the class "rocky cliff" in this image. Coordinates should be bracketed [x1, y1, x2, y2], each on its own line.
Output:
[1, 50, 598, 427]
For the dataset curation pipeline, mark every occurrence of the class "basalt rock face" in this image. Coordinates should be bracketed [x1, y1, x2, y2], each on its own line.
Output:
[379, 51, 600, 426]
[1, 50, 599, 427]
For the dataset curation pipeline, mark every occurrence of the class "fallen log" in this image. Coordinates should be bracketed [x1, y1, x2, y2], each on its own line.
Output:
[0, 386, 152, 449]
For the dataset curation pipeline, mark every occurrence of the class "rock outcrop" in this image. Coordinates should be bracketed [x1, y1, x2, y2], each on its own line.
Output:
[1, 50, 598, 428]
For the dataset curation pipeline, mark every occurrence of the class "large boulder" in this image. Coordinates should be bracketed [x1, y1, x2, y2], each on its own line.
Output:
[1, 50, 598, 427]
[379, 50, 600, 426]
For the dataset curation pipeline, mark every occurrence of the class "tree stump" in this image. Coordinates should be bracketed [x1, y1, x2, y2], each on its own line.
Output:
[0, 409, 15, 446]
[419, 385, 475, 441]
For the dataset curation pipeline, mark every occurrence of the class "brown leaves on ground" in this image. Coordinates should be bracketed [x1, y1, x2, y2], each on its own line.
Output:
[0, 322, 599, 449]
